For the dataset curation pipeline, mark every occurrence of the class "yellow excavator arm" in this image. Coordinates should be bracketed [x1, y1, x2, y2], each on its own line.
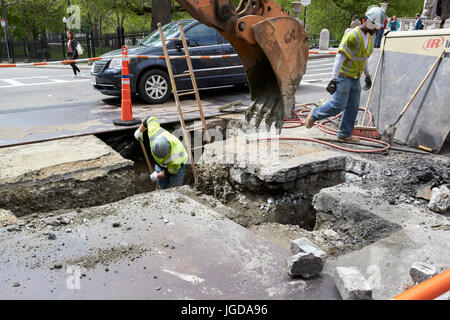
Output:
[176, 0, 309, 131]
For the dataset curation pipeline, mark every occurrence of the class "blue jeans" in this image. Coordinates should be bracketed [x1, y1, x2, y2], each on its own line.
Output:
[312, 76, 361, 139]
[155, 164, 186, 189]
[375, 29, 384, 47]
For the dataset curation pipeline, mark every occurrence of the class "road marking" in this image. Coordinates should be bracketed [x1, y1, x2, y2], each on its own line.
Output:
[301, 82, 328, 88]
[0, 78, 90, 88]
[308, 59, 335, 65]
[303, 72, 333, 78]
[1, 79, 24, 86]
[305, 67, 334, 73]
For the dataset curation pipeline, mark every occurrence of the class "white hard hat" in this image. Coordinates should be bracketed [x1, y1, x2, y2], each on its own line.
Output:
[365, 6, 386, 28]
[152, 135, 171, 159]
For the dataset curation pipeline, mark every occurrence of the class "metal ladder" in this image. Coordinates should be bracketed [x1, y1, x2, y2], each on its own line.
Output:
[158, 22, 211, 182]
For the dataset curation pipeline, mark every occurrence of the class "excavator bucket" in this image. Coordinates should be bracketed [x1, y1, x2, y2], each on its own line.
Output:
[176, 0, 309, 131]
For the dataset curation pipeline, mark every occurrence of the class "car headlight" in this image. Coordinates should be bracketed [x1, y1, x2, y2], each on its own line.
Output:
[108, 58, 122, 70]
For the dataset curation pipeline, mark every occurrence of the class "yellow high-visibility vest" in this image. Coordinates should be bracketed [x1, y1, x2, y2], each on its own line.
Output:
[146, 117, 188, 174]
[338, 27, 374, 79]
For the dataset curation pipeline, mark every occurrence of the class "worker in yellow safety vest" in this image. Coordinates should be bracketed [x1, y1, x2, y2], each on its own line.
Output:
[134, 116, 188, 189]
[305, 6, 386, 142]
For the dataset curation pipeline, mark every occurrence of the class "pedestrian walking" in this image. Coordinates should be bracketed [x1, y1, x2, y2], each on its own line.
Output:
[305, 6, 386, 142]
[414, 13, 424, 30]
[388, 16, 400, 31]
[375, 16, 387, 48]
[66, 30, 83, 78]
[350, 15, 362, 28]
[134, 116, 188, 189]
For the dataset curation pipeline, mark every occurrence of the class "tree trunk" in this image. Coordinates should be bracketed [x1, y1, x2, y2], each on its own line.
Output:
[151, 0, 172, 32]
[1, 0, 12, 61]
[99, 17, 103, 55]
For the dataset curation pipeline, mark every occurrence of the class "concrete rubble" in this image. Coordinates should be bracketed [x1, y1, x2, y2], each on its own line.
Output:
[286, 238, 326, 278]
[428, 185, 450, 213]
[410, 262, 438, 283]
[334, 267, 372, 300]
[290, 237, 326, 259]
[286, 252, 324, 279]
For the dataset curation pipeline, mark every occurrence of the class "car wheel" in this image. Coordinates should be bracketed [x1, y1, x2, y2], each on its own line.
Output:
[138, 69, 172, 104]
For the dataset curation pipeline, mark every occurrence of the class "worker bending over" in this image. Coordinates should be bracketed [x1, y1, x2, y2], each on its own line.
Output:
[134, 116, 188, 189]
[306, 6, 386, 142]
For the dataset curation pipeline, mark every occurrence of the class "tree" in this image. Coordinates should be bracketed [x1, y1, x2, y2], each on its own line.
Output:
[151, 0, 171, 31]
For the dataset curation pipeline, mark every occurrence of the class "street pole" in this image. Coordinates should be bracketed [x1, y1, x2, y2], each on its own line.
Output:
[303, 6, 307, 31]
[2, 25, 11, 61]
[1, 0, 11, 62]
[67, 0, 72, 30]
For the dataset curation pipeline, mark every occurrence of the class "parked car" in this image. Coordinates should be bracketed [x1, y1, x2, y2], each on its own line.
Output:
[91, 19, 247, 104]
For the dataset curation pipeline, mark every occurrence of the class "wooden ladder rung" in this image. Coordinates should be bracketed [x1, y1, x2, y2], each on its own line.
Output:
[182, 108, 199, 114]
[191, 145, 204, 150]
[177, 90, 196, 97]
[173, 73, 191, 79]
[166, 38, 181, 41]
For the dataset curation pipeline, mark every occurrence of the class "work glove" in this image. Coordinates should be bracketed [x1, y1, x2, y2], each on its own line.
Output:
[150, 172, 158, 182]
[134, 128, 143, 141]
[326, 79, 338, 95]
[363, 75, 372, 91]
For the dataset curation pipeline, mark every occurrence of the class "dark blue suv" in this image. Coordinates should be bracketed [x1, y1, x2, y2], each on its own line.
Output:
[91, 19, 247, 104]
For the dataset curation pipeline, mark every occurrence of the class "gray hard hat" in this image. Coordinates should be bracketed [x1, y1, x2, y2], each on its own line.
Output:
[152, 135, 170, 159]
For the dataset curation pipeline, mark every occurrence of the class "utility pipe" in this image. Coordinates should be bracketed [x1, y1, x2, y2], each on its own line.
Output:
[393, 269, 450, 300]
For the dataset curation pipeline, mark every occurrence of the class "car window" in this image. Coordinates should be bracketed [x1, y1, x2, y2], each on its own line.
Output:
[140, 20, 191, 46]
[185, 24, 218, 47]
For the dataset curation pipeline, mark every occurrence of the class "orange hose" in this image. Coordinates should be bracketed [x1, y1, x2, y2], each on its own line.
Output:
[265, 105, 391, 154]
[393, 269, 450, 300]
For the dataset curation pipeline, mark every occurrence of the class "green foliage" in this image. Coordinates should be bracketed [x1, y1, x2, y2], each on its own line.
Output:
[4, 0, 66, 39]
[2, 0, 426, 41]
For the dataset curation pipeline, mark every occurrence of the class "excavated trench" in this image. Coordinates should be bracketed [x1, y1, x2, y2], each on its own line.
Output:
[0, 117, 404, 257]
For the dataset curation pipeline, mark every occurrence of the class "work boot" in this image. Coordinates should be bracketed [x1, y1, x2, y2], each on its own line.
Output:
[305, 108, 315, 129]
[338, 136, 360, 143]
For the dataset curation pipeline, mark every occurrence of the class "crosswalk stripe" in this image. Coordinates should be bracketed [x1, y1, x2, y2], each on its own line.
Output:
[0, 79, 90, 88]
[303, 72, 333, 78]
[1, 79, 24, 86]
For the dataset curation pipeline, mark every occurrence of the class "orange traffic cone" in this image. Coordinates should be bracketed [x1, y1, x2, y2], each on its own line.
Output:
[113, 45, 141, 126]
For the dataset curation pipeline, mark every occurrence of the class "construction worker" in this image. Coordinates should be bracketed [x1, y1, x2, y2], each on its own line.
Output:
[134, 116, 188, 189]
[305, 6, 386, 142]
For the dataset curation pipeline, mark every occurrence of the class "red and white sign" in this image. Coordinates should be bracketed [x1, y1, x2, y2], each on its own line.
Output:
[423, 37, 445, 50]
[0, 19, 6, 28]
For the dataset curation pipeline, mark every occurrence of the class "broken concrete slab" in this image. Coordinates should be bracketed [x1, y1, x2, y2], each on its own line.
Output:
[312, 185, 402, 253]
[286, 252, 324, 279]
[319, 184, 450, 299]
[0, 188, 340, 299]
[0, 135, 135, 216]
[428, 185, 450, 214]
[410, 262, 437, 283]
[197, 123, 383, 190]
[335, 267, 372, 300]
